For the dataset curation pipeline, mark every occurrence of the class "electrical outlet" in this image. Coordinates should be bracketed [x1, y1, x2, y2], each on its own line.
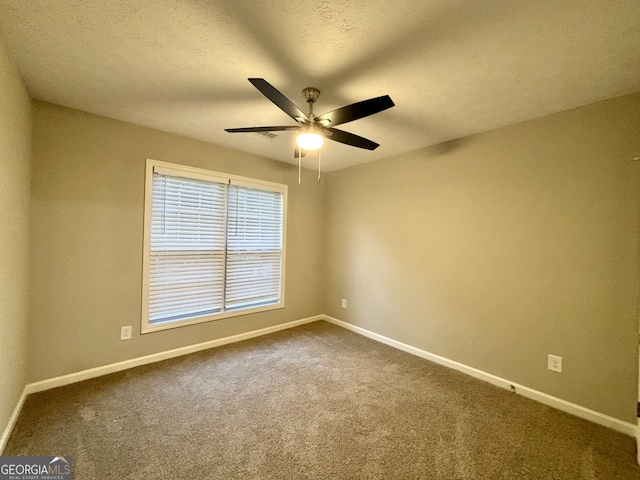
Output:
[341, 298, 347, 309]
[120, 326, 132, 341]
[548, 354, 563, 373]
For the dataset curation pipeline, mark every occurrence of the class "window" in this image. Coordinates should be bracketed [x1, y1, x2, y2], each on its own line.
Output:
[141, 160, 287, 333]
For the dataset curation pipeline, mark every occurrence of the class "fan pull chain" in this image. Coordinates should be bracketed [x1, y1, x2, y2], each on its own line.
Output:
[298, 148, 301, 185]
[317, 148, 322, 183]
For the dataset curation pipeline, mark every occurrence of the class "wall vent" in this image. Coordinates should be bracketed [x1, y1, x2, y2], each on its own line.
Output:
[252, 131, 277, 140]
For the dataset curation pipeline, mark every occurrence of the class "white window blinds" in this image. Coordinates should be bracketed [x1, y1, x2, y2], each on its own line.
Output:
[149, 173, 227, 324]
[144, 162, 286, 331]
[226, 184, 283, 310]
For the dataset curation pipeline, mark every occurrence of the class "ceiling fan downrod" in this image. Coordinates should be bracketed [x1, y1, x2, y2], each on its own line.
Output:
[302, 87, 320, 117]
[300, 87, 323, 185]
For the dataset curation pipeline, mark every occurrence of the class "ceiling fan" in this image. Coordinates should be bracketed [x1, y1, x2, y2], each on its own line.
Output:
[225, 78, 394, 182]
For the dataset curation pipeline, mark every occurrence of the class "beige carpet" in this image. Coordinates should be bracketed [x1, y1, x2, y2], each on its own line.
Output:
[5, 321, 640, 479]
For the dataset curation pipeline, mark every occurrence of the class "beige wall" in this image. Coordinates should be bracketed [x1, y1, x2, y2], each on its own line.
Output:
[323, 94, 640, 422]
[0, 37, 31, 442]
[29, 101, 323, 382]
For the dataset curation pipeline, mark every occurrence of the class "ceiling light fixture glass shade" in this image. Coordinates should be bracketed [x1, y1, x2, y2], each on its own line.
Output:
[296, 130, 324, 150]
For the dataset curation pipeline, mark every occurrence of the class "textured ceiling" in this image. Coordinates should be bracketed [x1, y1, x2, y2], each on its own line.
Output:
[1, 0, 639, 171]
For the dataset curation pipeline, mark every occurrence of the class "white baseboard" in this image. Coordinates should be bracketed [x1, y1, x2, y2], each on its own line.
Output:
[0, 388, 27, 454]
[25, 315, 322, 395]
[322, 315, 637, 438]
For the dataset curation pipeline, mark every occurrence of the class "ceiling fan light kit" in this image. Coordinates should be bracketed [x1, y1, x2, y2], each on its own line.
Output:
[296, 129, 324, 151]
[225, 78, 394, 184]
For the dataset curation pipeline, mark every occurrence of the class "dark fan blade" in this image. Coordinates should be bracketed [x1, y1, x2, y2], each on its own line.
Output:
[316, 95, 394, 127]
[248, 78, 309, 122]
[225, 126, 299, 133]
[294, 146, 307, 158]
[326, 128, 380, 150]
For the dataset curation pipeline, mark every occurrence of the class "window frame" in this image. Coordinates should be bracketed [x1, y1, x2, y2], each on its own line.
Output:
[141, 159, 287, 334]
